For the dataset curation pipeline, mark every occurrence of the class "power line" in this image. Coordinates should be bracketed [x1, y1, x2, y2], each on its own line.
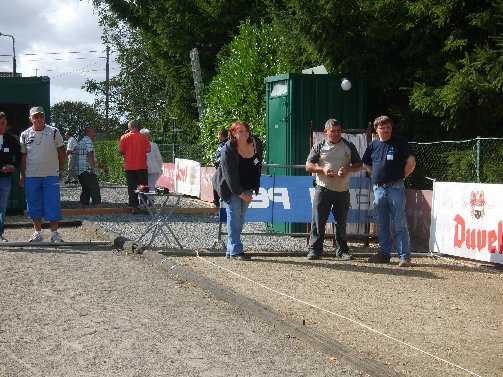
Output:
[22, 50, 103, 56]
[51, 58, 107, 78]
[26, 56, 106, 62]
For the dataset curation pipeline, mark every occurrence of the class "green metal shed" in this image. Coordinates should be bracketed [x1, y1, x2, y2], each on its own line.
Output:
[0, 76, 51, 213]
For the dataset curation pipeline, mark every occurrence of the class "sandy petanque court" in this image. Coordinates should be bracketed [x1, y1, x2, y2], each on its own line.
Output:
[0, 187, 502, 376]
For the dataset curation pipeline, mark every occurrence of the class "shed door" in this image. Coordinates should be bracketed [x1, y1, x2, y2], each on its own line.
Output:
[267, 95, 289, 174]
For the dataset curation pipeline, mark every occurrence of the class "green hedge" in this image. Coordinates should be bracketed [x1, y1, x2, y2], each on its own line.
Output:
[94, 140, 126, 185]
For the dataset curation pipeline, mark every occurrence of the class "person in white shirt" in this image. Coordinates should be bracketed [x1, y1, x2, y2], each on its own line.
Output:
[140, 128, 163, 202]
[19, 107, 66, 243]
[64, 131, 78, 184]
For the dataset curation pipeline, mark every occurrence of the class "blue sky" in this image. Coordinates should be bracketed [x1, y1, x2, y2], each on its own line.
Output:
[0, 0, 117, 105]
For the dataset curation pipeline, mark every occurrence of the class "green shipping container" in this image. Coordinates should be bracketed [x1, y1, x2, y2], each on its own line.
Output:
[264, 73, 367, 234]
[0, 76, 51, 213]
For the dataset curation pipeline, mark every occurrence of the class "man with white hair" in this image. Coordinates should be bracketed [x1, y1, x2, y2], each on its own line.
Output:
[140, 128, 163, 193]
[64, 131, 78, 184]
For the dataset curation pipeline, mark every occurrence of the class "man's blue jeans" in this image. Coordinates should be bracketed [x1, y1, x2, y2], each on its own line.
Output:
[223, 190, 252, 255]
[373, 180, 411, 260]
[0, 176, 12, 236]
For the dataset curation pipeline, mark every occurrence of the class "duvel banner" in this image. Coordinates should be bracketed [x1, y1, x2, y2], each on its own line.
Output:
[429, 181, 503, 265]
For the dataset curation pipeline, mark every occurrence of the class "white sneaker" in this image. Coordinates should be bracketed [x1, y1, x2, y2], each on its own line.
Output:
[0, 235, 8, 242]
[29, 231, 43, 242]
[50, 231, 64, 243]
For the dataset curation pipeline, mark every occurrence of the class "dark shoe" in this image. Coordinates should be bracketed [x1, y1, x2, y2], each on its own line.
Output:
[307, 252, 320, 260]
[337, 252, 353, 260]
[132, 207, 148, 215]
[64, 180, 70, 184]
[229, 253, 251, 260]
[367, 252, 391, 263]
[398, 258, 412, 267]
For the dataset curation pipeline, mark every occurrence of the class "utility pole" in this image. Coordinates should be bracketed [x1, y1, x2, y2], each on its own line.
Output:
[105, 45, 110, 129]
[189, 48, 204, 119]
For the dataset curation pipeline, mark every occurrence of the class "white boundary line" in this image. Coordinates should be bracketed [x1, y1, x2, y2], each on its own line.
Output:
[195, 252, 482, 377]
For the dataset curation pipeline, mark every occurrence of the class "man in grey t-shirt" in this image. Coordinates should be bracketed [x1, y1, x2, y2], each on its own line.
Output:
[19, 106, 66, 243]
[305, 119, 362, 261]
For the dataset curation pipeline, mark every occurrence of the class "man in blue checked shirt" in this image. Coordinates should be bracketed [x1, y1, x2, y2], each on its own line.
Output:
[75, 127, 109, 208]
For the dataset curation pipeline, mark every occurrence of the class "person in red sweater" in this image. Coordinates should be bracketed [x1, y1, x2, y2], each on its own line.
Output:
[118, 120, 151, 211]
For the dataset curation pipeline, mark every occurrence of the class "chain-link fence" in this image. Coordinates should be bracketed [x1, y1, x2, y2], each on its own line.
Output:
[157, 143, 205, 164]
[157, 137, 503, 190]
[408, 137, 503, 190]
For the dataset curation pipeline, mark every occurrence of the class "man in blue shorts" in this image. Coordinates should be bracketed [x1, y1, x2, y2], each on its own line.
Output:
[19, 107, 66, 242]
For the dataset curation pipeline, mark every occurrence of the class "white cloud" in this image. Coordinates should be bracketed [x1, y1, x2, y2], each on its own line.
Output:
[0, 0, 115, 105]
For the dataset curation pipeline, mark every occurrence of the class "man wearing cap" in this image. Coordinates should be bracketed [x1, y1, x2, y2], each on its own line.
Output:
[118, 120, 150, 212]
[0, 112, 21, 242]
[19, 107, 66, 242]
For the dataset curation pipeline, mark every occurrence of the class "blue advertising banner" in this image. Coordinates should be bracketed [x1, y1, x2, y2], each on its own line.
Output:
[228, 175, 374, 223]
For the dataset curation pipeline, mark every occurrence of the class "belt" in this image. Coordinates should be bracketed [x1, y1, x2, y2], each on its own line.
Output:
[375, 179, 403, 187]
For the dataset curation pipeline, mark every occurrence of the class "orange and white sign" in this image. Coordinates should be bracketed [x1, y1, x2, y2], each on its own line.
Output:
[430, 181, 503, 264]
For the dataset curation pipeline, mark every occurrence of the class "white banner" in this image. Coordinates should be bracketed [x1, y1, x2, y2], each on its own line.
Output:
[429, 181, 503, 264]
[174, 158, 201, 197]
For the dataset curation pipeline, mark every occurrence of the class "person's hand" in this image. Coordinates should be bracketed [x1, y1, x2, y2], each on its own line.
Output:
[1, 164, 15, 173]
[59, 171, 64, 181]
[324, 167, 336, 178]
[19, 175, 25, 188]
[338, 167, 348, 177]
[103, 166, 109, 174]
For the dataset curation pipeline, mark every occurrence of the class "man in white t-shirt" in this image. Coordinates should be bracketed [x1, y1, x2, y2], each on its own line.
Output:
[19, 107, 66, 243]
[65, 131, 78, 184]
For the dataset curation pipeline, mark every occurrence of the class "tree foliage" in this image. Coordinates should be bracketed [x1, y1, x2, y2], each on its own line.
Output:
[267, 0, 503, 139]
[50, 101, 103, 138]
[84, 9, 166, 138]
[89, 0, 503, 162]
[198, 20, 289, 164]
[90, 0, 268, 144]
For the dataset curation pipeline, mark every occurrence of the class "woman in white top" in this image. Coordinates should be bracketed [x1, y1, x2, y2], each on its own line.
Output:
[140, 128, 163, 191]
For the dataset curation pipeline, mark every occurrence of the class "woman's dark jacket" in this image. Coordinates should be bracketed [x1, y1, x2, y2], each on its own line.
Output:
[212, 136, 263, 202]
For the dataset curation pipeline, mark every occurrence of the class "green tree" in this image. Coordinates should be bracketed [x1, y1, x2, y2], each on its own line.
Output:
[83, 17, 166, 137]
[91, 0, 268, 139]
[268, 0, 503, 139]
[408, 0, 503, 136]
[50, 101, 103, 138]
[198, 20, 288, 164]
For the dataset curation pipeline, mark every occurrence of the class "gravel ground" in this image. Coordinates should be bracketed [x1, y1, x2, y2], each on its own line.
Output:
[58, 183, 311, 252]
[3, 183, 502, 377]
[0, 232, 369, 377]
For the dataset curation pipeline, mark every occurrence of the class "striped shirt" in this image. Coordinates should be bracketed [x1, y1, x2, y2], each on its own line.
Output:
[75, 135, 97, 175]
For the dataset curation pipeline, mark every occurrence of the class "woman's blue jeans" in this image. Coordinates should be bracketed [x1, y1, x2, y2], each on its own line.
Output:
[223, 190, 252, 255]
[0, 176, 12, 236]
[373, 180, 411, 260]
